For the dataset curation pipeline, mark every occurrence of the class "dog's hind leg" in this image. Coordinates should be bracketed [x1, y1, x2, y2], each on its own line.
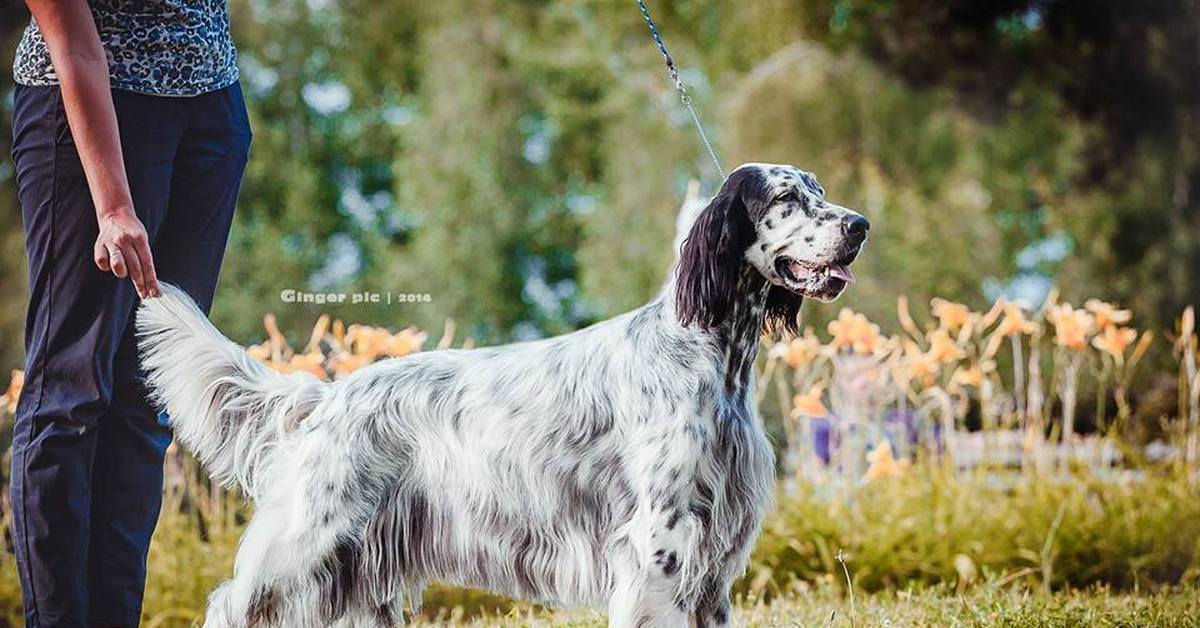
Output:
[208, 514, 368, 627]
[200, 500, 292, 627]
[204, 458, 366, 626]
[201, 581, 237, 628]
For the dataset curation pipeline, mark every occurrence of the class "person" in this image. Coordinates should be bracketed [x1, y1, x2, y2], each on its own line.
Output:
[9, 1, 250, 625]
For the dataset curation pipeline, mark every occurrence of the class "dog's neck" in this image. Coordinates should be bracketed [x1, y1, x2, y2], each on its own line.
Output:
[717, 266, 770, 394]
[661, 264, 774, 396]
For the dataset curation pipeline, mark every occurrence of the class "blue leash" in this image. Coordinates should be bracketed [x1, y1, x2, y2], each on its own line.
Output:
[636, 0, 726, 179]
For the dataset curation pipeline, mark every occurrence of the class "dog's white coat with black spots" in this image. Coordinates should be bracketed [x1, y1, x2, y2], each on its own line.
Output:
[136, 163, 868, 627]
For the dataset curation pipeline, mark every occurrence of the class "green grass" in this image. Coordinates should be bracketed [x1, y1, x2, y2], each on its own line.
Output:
[1, 466, 1197, 626]
[741, 584, 1200, 628]
[408, 583, 1200, 627]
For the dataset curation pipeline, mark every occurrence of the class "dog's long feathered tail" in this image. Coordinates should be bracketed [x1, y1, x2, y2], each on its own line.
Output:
[137, 283, 327, 498]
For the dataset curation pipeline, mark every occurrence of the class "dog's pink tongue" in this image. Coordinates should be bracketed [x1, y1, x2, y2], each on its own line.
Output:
[828, 264, 855, 283]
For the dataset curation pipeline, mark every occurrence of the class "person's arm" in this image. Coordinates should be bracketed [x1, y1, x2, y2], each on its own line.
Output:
[25, 0, 158, 297]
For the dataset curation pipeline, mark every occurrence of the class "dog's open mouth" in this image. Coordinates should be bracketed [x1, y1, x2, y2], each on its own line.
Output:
[775, 256, 855, 285]
[773, 255, 857, 301]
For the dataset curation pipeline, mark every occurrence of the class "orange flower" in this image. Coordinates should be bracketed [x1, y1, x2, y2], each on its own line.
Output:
[305, 314, 331, 352]
[245, 343, 272, 362]
[288, 350, 328, 378]
[5, 369, 24, 414]
[237, 318, 429, 379]
[863, 441, 910, 482]
[902, 340, 940, 386]
[950, 360, 995, 390]
[331, 319, 347, 350]
[897, 296, 921, 337]
[1092, 325, 1137, 363]
[345, 325, 387, 359]
[926, 328, 966, 364]
[262, 313, 287, 356]
[995, 301, 1038, 337]
[980, 299, 1006, 329]
[828, 308, 882, 355]
[1048, 303, 1094, 351]
[259, 359, 289, 373]
[1085, 299, 1131, 330]
[347, 325, 428, 359]
[931, 298, 971, 331]
[388, 327, 428, 357]
[258, 351, 323, 377]
[329, 353, 373, 379]
[951, 365, 982, 390]
[792, 384, 829, 418]
[769, 328, 822, 369]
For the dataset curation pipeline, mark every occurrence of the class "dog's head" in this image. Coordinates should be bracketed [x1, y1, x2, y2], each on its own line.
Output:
[676, 163, 869, 333]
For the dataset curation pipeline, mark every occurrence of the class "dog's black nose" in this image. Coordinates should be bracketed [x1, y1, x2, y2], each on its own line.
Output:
[844, 215, 870, 237]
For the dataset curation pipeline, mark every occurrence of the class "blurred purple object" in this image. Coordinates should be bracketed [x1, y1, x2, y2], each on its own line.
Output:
[809, 410, 945, 467]
[811, 416, 832, 464]
[885, 409, 944, 453]
[886, 409, 919, 446]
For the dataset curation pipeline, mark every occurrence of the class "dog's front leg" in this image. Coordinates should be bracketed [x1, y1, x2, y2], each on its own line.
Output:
[688, 580, 733, 628]
[606, 504, 695, 627]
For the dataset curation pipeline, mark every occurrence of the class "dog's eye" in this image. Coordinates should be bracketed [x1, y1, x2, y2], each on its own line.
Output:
[774, 191, 798, 204]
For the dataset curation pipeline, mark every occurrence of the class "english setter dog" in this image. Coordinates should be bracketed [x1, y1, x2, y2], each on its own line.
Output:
[136, 163, 868, 627]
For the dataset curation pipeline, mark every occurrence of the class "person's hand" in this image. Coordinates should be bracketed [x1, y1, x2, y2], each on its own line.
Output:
[94, 208, 159, 298]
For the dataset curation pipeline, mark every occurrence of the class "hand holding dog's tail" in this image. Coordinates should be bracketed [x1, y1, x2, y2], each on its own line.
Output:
[136, 283, 327, 499]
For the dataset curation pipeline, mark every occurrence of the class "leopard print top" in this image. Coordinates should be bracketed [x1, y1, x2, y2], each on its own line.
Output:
[13, 0, 239, 97]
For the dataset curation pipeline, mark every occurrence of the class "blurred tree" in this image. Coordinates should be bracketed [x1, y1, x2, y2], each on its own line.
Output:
[0, 0, 1194, 362]
[718, 40, 1087, 326]
[786, 0, 1200, 328]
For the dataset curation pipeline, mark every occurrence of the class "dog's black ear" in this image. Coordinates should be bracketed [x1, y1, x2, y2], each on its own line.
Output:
[764, 286, 803, 336]
[676, 169, 759, 329]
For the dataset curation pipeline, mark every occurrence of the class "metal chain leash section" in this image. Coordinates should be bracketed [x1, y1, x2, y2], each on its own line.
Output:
[636, 0, 725, 180]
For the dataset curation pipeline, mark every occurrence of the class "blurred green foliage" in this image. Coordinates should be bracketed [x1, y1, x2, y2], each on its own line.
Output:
[750, 465, 1200, 597]
[0, 0, 1193, 360]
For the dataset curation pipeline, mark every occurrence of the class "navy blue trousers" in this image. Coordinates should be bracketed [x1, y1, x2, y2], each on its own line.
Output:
[10, 83, 251, 627]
